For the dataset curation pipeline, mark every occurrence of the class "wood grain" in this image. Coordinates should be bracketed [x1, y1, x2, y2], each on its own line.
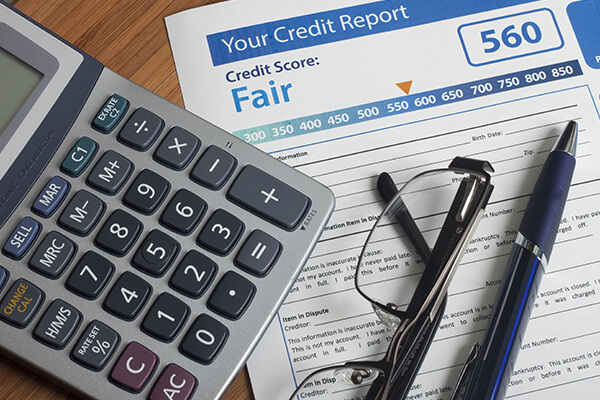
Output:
[5, 0, 255, 399]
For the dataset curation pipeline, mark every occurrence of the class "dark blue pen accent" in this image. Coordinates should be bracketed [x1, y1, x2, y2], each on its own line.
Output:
[461, 121, 577, 400]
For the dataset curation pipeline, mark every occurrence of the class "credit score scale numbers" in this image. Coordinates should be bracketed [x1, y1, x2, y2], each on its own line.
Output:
[236, 60, 581, 145]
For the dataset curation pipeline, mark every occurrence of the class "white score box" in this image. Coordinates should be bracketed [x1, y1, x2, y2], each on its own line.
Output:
[458, 9, 564, 66]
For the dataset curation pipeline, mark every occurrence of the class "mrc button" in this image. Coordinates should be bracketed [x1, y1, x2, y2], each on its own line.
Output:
[92, 94, 129, 133]
[0, 279, 44, 327]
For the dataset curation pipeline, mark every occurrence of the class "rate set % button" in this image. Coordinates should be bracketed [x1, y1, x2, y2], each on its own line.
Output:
[71, 320, 120, 371]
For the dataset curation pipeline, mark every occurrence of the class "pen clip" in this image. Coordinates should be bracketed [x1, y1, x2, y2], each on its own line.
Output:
[449, 342, 480, 400]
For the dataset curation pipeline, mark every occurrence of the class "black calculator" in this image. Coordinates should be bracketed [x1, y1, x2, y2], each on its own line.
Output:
[0, 3, 334, 399]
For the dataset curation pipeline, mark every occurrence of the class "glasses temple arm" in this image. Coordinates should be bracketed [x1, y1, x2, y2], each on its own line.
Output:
[377, 172, 431, 262]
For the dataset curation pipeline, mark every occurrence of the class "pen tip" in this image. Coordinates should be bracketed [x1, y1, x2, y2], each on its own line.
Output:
[551, 120, 577, 157]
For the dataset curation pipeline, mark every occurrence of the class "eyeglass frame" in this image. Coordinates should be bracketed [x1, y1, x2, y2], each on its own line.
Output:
[289, 157, 494, 400]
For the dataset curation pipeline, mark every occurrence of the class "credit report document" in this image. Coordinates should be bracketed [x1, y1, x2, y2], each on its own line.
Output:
[166, 1, 600, 398]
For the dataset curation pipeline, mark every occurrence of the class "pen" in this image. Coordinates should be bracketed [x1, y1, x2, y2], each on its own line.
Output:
[456, 120, 578, 400]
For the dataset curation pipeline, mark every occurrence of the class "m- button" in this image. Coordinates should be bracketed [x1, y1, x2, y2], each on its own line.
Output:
[228, 165, 310, 230]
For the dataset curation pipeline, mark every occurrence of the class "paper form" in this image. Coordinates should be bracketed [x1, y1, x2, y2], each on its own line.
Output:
[165, 1, 600, 398]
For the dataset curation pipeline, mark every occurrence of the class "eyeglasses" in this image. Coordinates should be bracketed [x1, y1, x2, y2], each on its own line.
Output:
[289, 157, 494, 400]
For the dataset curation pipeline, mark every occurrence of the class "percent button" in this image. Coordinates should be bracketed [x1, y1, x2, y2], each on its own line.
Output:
[71, 320, 120, 371]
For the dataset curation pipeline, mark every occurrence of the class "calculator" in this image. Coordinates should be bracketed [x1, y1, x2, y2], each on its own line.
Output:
[0, 3, 334, 400]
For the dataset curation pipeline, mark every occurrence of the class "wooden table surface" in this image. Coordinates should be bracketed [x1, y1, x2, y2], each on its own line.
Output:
[2, 1, 255, 399]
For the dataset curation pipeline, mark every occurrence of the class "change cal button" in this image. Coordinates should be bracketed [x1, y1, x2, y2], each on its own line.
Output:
[0, 279, 44, 327]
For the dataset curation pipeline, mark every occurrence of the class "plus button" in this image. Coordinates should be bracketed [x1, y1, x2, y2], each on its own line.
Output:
[260, 188, 279, 204]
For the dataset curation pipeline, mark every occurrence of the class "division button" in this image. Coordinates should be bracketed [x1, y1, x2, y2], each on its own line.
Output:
[92, 94, 129, 133]
[208, 271, 255, 320]
[33, 299, 81, 349]
[0, 278, 44, 327]
[110, 342, 158, 393]
[149, 364, 196, 400]
[2, 216, 40, 260]
[32, 176, 70, 217]
[154, 126, 200, 170]
[71, 320, 120, 371]
[28, 231, 76, 278]
[180, 314, 228, 365]
[118, 108, 164, 151]
[227, 165, 310, 230]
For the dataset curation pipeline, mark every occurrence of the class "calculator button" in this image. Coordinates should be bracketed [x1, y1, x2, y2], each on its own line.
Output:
[71, 320, 120, 371]
[0, 279, 44, 327]
[154, 126, 200, 170]
[160, 189, 207, 235]
[228, 165, 310, 230]
[169, 250, 217, 298]
[95, 210, 143, 256]
[235, 230, 281, 276]
[118, 108, 164, 150]
[66, 251, 114, 300]
[190, 146, 237, 190]
[86, 150, 133, 195]
[32, 176, 70, 217]
[58, 190, 105, 236]
[208, 271, 255, 320]
[92, 94, 129, 133]
[103, 272, 151, 320]
[28, 231, 76, 278]
[197, 209, 244, 255]
[142, 293, 190, 342]
[149, 364, 196, 400]
[33, 299, 81, 349]
[2, 216, 40, 260]
[110, 342, 158, 392]
[61, 137, 98, 177]
[180, 314, 228, 364]
[123, 169, 170, 215]
[132, 229, 180, 277]
[0, 267, 7, 291]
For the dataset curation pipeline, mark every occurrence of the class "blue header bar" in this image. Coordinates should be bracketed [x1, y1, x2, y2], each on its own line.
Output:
[207, 0, 538, 66]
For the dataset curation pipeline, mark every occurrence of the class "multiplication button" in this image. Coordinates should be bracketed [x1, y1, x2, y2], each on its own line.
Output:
[71, 320, 120, 371]
[154, 126, 200, 170]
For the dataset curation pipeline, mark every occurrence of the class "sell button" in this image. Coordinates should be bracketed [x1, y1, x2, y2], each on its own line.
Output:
[92, 94, 129, 133]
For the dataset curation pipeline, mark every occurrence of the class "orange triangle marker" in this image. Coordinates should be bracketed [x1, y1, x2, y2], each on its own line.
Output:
[396, 81, 412, 95]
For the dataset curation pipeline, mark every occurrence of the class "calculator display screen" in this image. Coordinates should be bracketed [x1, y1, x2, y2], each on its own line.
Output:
[0, 47, 43, 135]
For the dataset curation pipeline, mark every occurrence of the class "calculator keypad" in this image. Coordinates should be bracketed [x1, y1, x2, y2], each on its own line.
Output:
[0, 90, 332, 400]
